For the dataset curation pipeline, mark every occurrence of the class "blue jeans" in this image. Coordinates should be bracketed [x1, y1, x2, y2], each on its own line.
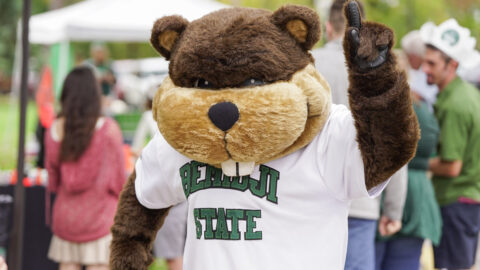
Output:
[375, 237, 424, 270]
[434, 202, 480, 269]
[344, 217, 377, 270]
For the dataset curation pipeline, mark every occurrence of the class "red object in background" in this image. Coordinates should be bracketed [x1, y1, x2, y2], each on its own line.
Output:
[23, 177, 32, 187]
[36, 66, 55, 129]
[123, 144, 134, 173]
[10, 170, 17, 185]
[8, 170, 35, 186]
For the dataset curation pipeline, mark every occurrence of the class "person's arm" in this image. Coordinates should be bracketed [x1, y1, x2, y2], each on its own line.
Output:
[102, 70, 116, 85]
[429, 158, 462, 178]
[44, 127, 60, 193]
[378, 166, 407, 236]
[377, 216, 401, 236]
[103, 62, 116, 85]
[343, 1, 419, 190]
[429, 107, 467, 178]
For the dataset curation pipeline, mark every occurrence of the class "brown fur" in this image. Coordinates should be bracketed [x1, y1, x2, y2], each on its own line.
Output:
[150, 15, 189, 60]
[153, 64, 331, 166]
[110, 171, 170, 270]
[151, 6, 320, 89]
[343, 4, 419, 189]
[271, 5, 321, 50]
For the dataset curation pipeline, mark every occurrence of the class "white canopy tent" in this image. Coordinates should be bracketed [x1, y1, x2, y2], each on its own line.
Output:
[13, 0, 229, 93]
[29, 0, 229, 44]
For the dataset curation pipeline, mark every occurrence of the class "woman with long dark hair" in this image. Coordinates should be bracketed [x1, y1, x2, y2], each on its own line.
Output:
[45, 67, 126, 270]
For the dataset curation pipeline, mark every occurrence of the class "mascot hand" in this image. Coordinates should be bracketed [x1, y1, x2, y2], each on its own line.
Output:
[344, 0, 393, 72]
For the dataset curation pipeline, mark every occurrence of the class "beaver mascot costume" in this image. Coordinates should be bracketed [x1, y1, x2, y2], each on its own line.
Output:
[110, 1, 419, 269]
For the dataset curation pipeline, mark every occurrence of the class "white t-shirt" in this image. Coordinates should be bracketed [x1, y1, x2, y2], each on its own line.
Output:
[135, 104, 388, 270]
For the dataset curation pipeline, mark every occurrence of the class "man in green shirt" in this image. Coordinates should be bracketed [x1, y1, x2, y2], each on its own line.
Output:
[421, 18, 480, 269]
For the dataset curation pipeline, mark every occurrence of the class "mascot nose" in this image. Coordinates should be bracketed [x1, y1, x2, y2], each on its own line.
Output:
[208, 102, 240, 132]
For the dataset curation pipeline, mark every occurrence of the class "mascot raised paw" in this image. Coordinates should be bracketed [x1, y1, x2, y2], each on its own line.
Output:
[110, 1, 419, 269]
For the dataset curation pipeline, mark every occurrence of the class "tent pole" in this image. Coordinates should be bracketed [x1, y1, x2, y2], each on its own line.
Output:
[12, 21, 22, 96]
[8, 0, 31, 268]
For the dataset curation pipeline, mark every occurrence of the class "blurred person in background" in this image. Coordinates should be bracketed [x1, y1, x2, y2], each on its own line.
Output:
[131, 86, 158, 157]
[459, 62, 480, 91]
[84, 43, 116, 97]
[401, 30, 439, 111]
[420, 19, 480, 270]
[83, 43, 117, 115]
[311, 0, 362, 106]
[374, 48, 442, 270]
[45, 67, 127, 270]
[152, 201, 187, 270]
[131, 86, 187, 270]
[313, 1, 407, 269]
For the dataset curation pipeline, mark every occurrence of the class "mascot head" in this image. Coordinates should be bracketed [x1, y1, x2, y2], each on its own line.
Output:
[150, 6, 331, 176]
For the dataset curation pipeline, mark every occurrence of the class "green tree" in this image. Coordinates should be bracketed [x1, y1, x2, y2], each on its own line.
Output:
[0, 0, 54, 80]
[0, 0, 21, 76]
[219, 0, 480, 50]
[363, 0, 479, 49]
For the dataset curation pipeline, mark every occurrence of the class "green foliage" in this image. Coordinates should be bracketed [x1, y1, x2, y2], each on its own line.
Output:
[70, 42, 159, 62]
[362, 0, 448, 48]
[217, 0, 480, 50]
[0, 0, 89, 77]
[0, 96, 37, 170]
[148, 259, 167, 270]
[0, 0, 21, 76]
[363, 0, 480, 49]
[0, 0, 55, 75]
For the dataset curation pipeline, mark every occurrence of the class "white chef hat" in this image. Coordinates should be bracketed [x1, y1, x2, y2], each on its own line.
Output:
[420, 18, 480, 69]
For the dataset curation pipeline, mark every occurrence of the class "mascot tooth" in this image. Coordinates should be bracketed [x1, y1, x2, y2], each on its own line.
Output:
[220, 159, 256, 177]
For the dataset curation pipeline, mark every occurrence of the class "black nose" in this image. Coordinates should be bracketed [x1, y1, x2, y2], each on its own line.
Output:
[208, 102, 239, 132]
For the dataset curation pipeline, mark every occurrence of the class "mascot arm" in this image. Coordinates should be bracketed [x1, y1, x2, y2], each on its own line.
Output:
[110, 170, 170, 270]
[343, 1, 419, 190]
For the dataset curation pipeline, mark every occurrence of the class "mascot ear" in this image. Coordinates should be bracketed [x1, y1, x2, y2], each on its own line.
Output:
[271, 5, 321, 51]
[150, 15, 189, 59]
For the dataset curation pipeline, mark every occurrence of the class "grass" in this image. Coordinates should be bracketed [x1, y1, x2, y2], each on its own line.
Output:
[0, 95, 38, 170]
[149, 259, 167, 270]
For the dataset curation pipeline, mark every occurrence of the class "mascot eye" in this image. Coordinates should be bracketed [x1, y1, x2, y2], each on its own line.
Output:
[240, 78, 266, 87]
[194, 79, 213, 89]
